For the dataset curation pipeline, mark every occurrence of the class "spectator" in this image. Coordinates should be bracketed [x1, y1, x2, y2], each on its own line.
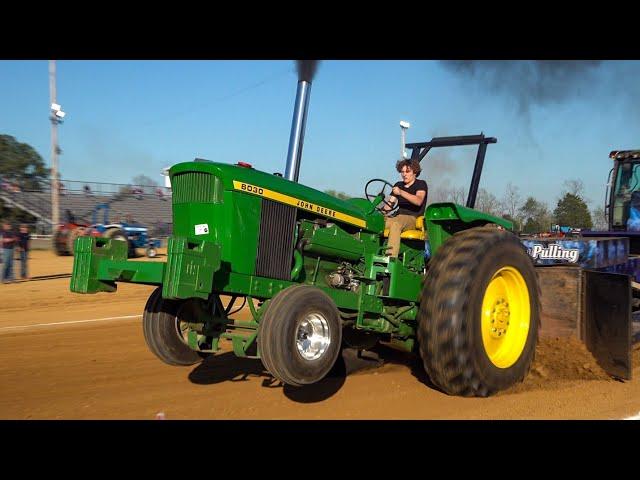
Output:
[58, 182, 66, 196]
[1, 221, 17, 283]
[17, 224, 30, 279]
[132, 186, 144, 200]
[83, 184, 93, 196]
[65, 209, 76, 224]
[157, 187, 166, 201]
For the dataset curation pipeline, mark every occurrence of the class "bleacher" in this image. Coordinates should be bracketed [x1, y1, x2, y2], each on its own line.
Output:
[0, 178, 172, 235]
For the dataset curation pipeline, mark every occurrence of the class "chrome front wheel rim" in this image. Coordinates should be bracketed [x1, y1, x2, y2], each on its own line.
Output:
[295, 312, 331, 361]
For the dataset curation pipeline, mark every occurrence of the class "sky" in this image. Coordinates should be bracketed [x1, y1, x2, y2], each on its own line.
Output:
[1, 59, 639, 212]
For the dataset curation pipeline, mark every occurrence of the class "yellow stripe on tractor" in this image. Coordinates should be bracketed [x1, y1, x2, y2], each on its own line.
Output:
[233, 180, 367, 228]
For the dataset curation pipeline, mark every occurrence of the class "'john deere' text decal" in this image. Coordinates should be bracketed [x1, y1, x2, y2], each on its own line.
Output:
[233, 180, 366, 228]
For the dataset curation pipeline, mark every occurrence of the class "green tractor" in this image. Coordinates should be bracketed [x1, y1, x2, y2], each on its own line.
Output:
[70, 70, 540, 397]
[70, 135, 539, 397]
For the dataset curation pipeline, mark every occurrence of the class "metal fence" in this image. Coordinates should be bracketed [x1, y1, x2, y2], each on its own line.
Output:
[2, 220, 172, 238]
[1, 176, 173, 236]
[58, 179, 172, 198]
[1, 176, 171, 198]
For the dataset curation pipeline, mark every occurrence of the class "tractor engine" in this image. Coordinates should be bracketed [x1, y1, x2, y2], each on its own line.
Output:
[327, 262, 360, 292]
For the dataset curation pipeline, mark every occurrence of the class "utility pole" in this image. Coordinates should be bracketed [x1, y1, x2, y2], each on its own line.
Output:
[49, 60, 65, 229]
[49, 60, 59, 228]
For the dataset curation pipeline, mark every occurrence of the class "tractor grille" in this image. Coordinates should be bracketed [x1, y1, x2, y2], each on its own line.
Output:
[172, 172, 223, 204]
[255, 199, 297, 281]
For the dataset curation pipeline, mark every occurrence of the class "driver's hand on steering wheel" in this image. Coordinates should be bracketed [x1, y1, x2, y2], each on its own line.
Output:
[382, 196, 397, 214]
[392, 186, 401, 196]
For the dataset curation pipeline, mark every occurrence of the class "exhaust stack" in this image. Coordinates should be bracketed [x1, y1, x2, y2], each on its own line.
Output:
[284, 61, 318, 182]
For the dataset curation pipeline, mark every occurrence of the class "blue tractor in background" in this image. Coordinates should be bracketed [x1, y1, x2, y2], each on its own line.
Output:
[89, 203, 161, 258]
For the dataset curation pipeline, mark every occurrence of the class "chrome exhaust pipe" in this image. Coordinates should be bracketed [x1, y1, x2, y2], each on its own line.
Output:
[284, 61, 318, 182]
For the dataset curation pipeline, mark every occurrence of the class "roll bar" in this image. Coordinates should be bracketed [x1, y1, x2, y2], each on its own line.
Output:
[406, 134, 497, 209]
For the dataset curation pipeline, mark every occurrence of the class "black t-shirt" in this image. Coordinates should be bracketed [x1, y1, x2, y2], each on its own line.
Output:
[1, 230, 16, 249]
[393, 179, 428, 216]
[18, 232, 30, 251]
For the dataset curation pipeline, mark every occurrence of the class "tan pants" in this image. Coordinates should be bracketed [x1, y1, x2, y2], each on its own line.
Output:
[384, 214, 418, 258]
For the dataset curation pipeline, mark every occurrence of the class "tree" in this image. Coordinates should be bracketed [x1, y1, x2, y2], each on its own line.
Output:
[0, 134, 50, 190]
[447, 186, 466, 204]
[475, 188, 501, 216]
[502, 182, 521, 219]
[519, 196, 553, 234]
[562, 179, 585, 199]
[520, 196, 543, 222]
[554, 193, 593, 229]
[324, 189, 351, 200]
[591, 206, 608, 230]
[501, 182, 522, 230]
[428, 185, 466, 205]
[501, 213, 518, 231]
[132, 174, 158, 195]
[523, 217, 544, 234]
[0, 200, 37, 224]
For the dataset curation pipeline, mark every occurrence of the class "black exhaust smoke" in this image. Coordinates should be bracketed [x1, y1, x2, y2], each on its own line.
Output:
[296, 60, 319, 83]
[442, 60, 602, 115]
[284, 60, 319, 182]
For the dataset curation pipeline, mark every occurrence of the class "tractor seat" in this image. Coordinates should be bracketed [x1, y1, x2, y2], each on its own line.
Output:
[383, 215, 426, 241]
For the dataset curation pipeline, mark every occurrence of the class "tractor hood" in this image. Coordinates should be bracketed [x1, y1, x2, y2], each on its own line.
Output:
[169, 160, 384, 233]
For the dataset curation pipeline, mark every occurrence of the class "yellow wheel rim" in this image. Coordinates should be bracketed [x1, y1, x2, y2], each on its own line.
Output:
[481, 266, 530, 368]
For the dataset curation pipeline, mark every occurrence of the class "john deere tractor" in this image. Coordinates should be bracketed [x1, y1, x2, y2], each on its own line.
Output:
[70, 129, 540, 396]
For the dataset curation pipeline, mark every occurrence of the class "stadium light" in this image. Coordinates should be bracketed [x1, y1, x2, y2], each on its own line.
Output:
[400, 120, 411, 159]
[51, 102, 66, 122]
[161, 166, 171, 189]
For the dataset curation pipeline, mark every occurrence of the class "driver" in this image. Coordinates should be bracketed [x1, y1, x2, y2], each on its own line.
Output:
[382, 158, 428, 258]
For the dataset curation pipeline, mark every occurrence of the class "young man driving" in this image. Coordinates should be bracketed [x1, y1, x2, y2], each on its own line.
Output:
[382, 158, 428, 258]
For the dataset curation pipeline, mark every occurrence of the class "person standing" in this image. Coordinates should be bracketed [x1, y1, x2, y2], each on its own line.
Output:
[1, 221, 17, 283]
[17, 224, 31, 279]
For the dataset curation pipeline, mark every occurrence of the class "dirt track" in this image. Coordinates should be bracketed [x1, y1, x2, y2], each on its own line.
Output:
[1, 250, 639, 420]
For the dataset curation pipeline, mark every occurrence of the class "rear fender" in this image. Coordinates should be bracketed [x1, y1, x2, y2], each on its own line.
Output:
[425, 202, 513, 256]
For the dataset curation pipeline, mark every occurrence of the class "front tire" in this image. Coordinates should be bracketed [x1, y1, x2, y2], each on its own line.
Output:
[142, 288, 203, 366]
[417, 226, 540, 397]
[258, 285, 342, 386]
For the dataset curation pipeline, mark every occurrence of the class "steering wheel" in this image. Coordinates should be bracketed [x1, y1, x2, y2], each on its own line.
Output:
[365, 178, 398, 214]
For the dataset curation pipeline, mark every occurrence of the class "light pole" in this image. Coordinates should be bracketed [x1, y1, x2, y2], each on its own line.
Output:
[399, 120, 411, 159]
[49, 60, 65, 229]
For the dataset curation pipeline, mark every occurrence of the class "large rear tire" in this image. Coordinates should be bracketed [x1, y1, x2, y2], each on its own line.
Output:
[142, 288, 203, 366]
[258, 285, 342, 386]
[417, 225, 540, 397]
[53, 230, 69, 256]
[67, 227, 85, 255]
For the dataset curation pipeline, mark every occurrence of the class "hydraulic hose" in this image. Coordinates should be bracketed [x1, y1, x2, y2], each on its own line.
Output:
[291, 249, 303, 280]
